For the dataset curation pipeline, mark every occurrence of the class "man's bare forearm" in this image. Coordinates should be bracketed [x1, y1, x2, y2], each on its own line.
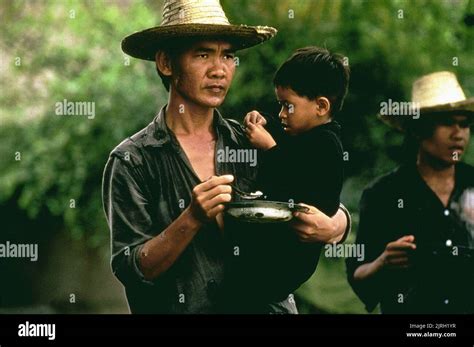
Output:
[353, 256, 384, 281]
[138, 207, 202, 281]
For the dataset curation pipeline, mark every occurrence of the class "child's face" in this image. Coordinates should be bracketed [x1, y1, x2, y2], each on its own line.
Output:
[275, 86, 322, 135]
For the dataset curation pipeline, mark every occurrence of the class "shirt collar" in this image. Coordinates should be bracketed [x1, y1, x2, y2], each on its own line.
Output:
[143, 105, 240, 147]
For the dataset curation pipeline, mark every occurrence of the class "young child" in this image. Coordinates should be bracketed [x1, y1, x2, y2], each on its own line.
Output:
[238, 47, 350, 298]
[245, 46, 349, 218]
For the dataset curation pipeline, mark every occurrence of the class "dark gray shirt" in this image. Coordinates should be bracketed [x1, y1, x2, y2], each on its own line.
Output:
[346, 162, 474, 313]
[102, 106, 297, 313]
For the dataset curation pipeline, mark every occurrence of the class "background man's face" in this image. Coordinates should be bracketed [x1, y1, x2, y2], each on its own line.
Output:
[172, 40, 236, 109]
[420, 115, 471, 165]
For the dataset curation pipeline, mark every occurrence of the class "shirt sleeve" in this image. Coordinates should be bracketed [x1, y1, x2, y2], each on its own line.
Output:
[102, 154, 155, 288]
[346, 186, 388, 312]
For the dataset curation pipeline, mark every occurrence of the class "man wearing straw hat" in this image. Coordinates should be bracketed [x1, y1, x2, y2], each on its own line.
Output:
[102, 0, 350, 314]
[346, 71, 474, 313]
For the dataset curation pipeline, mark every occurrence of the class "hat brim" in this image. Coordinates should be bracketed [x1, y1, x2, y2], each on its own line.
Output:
[379, 97, 474, 131]
[122, 24, 277, 61]
[419, 98, 474, 115]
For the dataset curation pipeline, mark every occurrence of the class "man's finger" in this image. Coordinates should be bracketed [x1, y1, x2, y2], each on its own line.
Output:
[290, 218, 311, 235]
[292, 211, 312, 224]
[398, 235, 415, 243]
[295, 203, 319, 214]
[388, 257, 409, 264]
[386, 250, 410, 258]
[387, 241, 416, 251]
[204, 193, 232, 210]
[201, 184, 232, 201]
[196, 175, 234, 192]
[206, 204, 227, 219]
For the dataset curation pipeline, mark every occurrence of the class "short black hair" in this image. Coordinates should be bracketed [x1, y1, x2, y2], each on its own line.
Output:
[155, 39, 194, 92]
[273, 46, 350, 116]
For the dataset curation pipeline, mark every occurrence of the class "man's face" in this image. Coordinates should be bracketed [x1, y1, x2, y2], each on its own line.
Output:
[420, 115, 471, 165]
[275, 86, 319, 136]
[171, 40, 236, 109]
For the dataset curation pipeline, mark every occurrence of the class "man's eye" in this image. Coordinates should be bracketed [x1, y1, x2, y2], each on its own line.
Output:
[198, 54, 208, 59]
[224, 54, 235, 60]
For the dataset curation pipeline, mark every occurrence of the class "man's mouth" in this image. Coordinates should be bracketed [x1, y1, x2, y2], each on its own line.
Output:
[449, 145, 465, 152]
[206, 85, 225, 93]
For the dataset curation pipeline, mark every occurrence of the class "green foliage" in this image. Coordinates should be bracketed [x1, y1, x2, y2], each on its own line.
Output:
[0, 0, 167, 246]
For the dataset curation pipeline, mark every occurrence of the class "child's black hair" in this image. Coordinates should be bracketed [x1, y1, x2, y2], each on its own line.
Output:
[273, 46, 350, 116]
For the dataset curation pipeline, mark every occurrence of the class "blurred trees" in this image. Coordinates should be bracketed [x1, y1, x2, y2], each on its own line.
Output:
[1, 0, 473, 312]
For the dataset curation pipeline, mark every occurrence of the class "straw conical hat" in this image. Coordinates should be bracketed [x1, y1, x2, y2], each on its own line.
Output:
[122, 0, 277, 61]
[380, 71, 474, 131]
[412, 71, 474, 114]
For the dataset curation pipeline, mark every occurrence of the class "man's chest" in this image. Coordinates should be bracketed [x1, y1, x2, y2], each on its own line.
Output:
[177, 136, 217, 182]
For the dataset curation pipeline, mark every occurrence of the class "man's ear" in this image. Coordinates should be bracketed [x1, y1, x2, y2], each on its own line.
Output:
[315, 97, 331, 117]
[155, 51, 173, 76]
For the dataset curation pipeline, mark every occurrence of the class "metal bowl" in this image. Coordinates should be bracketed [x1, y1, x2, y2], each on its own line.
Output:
[224, 200, 310, 223]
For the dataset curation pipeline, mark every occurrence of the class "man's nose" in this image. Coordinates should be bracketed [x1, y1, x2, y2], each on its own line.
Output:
[209, 58, 226, 79]
[451, 123, 465, 140]
[279, 108, 286, 119]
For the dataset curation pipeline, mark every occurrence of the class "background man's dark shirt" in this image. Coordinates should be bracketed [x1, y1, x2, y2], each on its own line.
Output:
[346, 162, 474, 313]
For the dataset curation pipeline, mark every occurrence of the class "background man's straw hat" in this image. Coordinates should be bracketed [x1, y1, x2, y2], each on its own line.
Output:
[122, 0, 277, 61]
[381, 71, 474, 131]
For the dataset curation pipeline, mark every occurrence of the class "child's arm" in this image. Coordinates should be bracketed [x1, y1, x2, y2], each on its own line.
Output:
[243, 110, 276, 150]
[245, 122, 276, 150]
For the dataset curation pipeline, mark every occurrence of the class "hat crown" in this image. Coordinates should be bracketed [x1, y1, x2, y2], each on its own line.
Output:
[162, 0, 231, 26]
[412, 71, 467, 108]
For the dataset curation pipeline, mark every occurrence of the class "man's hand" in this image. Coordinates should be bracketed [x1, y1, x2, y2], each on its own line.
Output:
[189, 175, 234, 224]
[290, 203, 343, 243]
[244, 110, 267, 126]
[376, 235, 416, 270]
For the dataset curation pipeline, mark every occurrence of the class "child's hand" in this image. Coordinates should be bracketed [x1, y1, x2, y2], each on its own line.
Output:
[244, 110, 267, 127]
[246, 122, 276, 150]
